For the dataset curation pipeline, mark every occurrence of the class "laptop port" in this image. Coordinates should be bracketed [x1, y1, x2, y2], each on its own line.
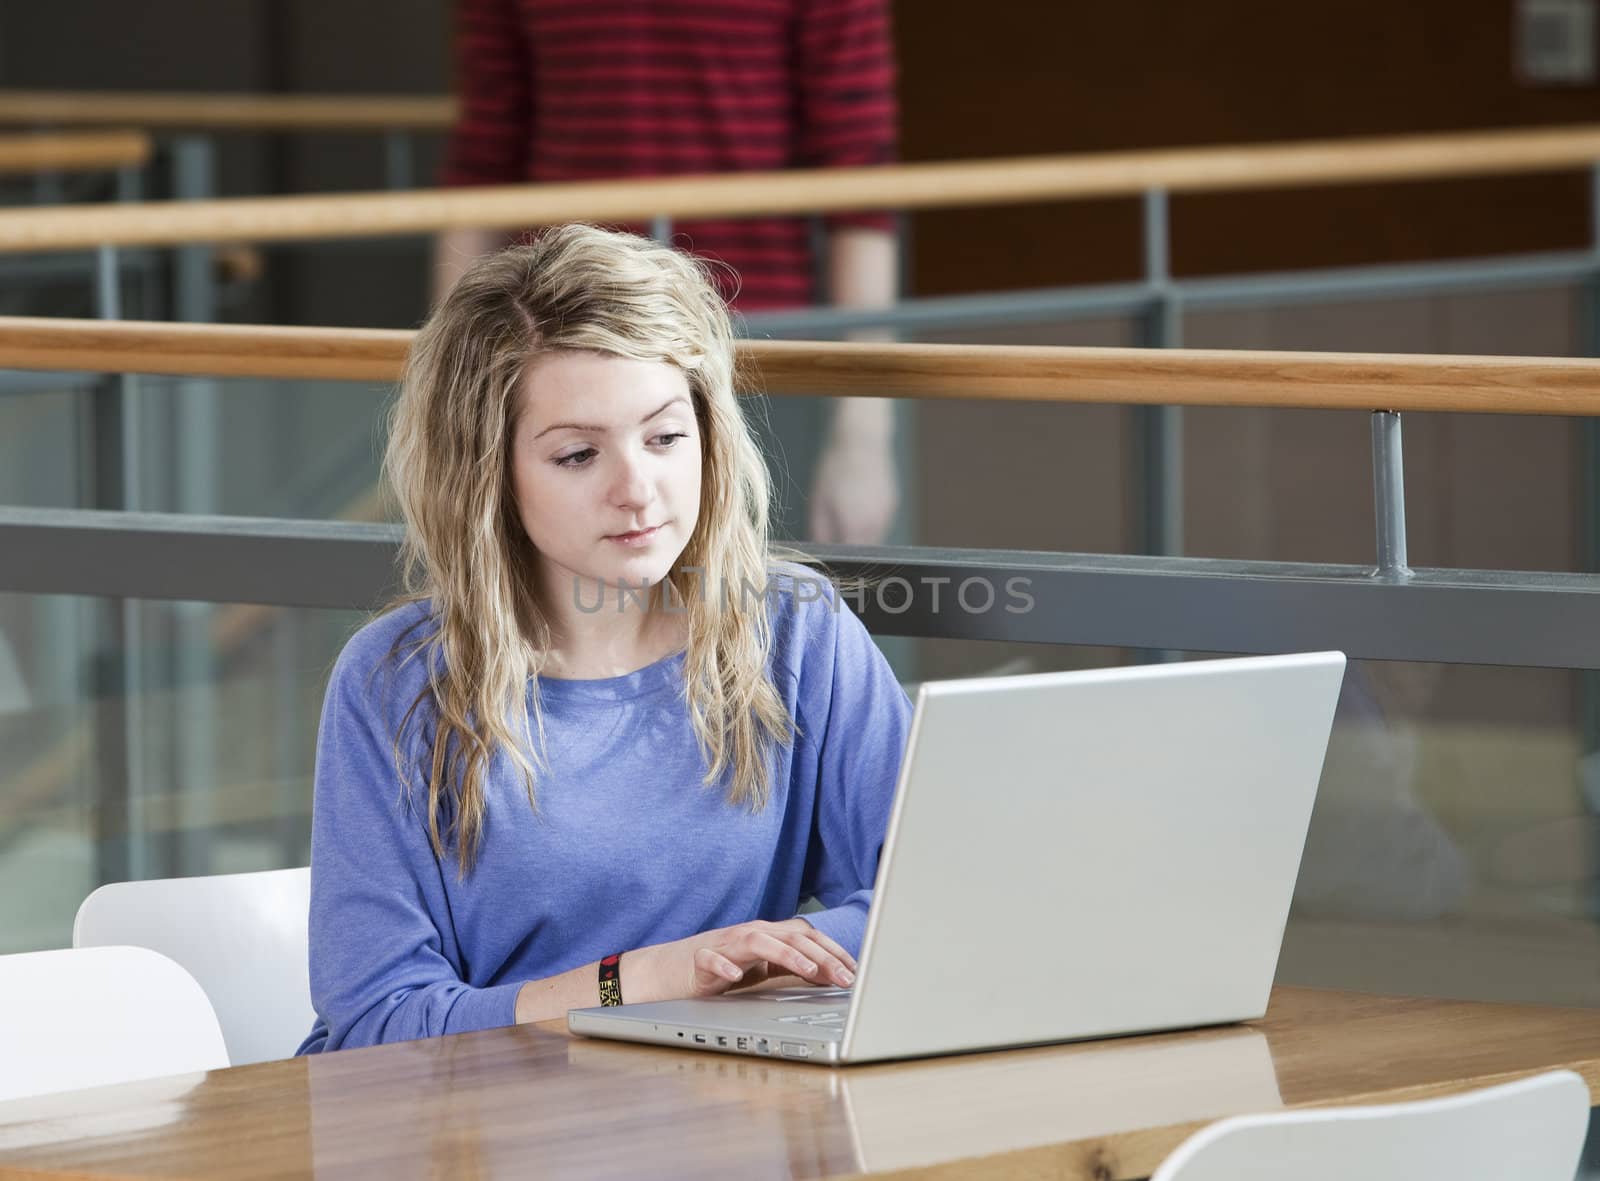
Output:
[736, 1037, 749, 1050]
[715, 1036, 728, 1047]
[692, 1034, 707, 1044]
[780, 1042, 811, 1059]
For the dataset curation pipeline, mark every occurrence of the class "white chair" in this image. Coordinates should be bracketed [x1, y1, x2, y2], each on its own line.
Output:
[74, 866, 314, 1066]
[0, 946, 228, 1102]
[1151, 1069, 1591, 1181]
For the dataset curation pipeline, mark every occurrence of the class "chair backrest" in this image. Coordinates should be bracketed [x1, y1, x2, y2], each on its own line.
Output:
[1151, 1070, 1591, 1181]
[0, 946, 228, 1102]
[74, 867, 313, 1066]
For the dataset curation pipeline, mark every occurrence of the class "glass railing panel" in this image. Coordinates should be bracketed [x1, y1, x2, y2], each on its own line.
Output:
[0, 372, 397, 523]
[0, 374, 89, 510]
[4, 574, 1596, 1010]
[899, 375, 1590, 572]
[746, 283, 1590, 569]
[0, 591, 368, 954]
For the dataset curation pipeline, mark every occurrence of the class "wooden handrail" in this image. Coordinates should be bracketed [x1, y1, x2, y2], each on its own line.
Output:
[0, 319, 413, 381]
[0, 130, 150, 175]
[3, 316, 1600, 416]
[0, 90, 455, 132]
[1, 123, 1600, 253]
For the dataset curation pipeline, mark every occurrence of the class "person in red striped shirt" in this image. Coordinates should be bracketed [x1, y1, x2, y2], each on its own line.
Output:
[434, 0, 902, 545]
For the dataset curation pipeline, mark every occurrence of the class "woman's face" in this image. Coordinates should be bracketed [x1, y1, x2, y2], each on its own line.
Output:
[510, 350, 703, 608]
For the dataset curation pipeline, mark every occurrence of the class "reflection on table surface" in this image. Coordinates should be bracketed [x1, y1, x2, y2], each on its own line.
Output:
[1, 988, 1598, 1181]
[566, 1023, 1280, 1174]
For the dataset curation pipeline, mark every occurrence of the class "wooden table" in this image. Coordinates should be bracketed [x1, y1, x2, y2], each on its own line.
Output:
[1, 987, 1597, 1180]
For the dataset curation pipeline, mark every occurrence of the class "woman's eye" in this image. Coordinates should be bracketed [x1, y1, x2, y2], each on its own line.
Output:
[653, 432, 688, 448]
[554, 448, 597, 468]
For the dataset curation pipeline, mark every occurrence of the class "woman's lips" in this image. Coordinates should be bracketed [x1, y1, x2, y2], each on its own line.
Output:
[607, 524, 662, 546]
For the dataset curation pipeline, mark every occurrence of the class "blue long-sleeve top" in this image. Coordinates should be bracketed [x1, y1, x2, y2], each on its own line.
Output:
[297, 577, 912, 1053]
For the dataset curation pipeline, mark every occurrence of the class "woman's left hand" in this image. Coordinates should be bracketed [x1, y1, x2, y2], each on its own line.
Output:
[622, 917, 857, 1003]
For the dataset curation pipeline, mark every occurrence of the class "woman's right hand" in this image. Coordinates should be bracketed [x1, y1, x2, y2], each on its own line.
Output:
[623, 918, 857, 1002]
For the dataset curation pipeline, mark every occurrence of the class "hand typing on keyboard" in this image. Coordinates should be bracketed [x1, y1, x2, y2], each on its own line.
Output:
[621, 917, 857, 1003]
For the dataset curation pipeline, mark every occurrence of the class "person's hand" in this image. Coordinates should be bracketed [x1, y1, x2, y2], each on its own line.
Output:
[808, 435, 898, 545]
[624, 918, 857, 1002]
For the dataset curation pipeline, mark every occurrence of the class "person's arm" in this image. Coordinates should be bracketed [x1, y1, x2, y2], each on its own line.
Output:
[514, 919, 857, 1023]
[793, 585, 915, 956]
[433, 0, 533, 303]
[795, 0, 903, 543]
[810, 226, 900, 542]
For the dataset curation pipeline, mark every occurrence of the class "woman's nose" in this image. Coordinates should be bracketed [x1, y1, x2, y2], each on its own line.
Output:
[610, 452, 655, 509]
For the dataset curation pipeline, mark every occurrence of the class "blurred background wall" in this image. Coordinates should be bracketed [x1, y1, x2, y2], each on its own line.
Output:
[2, 1, 1598, 1001]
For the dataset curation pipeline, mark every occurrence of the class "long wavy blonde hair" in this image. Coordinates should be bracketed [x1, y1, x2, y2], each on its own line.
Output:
[385, 224, 794, 873]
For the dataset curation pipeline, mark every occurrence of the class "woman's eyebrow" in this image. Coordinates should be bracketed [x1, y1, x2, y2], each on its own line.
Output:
[533, 395, 691, 440]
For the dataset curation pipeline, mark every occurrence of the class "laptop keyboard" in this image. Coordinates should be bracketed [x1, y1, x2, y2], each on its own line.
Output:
[777, 1010, 846, 1026]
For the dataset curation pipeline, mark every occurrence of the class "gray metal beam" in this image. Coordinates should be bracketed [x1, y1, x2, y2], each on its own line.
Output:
[0, 249, 163, 283]
[818, 548, 1600, 669]
[741, 282, 1155, 338]
[741, 250, 1600, 339]
[1179, 250, 1600, 310]
[0, 508, 403, 610]
[7, 507, 1600, 670]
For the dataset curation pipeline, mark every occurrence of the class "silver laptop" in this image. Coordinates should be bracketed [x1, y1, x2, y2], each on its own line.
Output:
[569, 651, 1346, 1065]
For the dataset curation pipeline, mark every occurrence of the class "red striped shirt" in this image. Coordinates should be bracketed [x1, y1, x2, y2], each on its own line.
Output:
[441, 0, 899, 310]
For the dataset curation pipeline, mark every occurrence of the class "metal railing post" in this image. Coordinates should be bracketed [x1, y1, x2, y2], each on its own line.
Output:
[169, 136, 218, 324]
[114, 164, 142, 203]
[88, 238, 147, 883]
[169, 133, 221, 876]
[1370, 410, 1411, 577]
[1580, 161, 1600, 918]
[31, 122, 64, 207]
[113, 162, 146, 319]
[1136, 188, 1183, 559]
[383, 131, 415, 191]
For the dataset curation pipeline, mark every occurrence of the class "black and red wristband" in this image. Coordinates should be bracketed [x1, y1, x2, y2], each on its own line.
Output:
[598, 954, 623, 1006]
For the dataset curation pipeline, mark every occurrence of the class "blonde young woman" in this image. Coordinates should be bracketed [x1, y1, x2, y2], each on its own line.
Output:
[297, 225, 912, 1052]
